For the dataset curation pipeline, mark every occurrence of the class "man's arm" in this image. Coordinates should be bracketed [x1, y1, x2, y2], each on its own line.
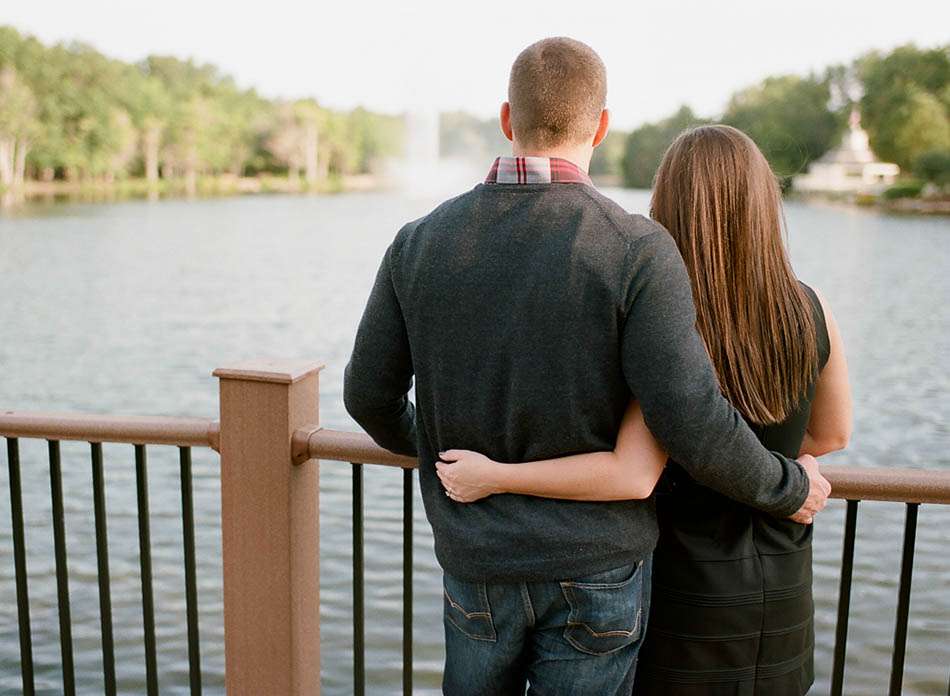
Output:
[621, 229, 825, 519]
[343, 244, 417, 457]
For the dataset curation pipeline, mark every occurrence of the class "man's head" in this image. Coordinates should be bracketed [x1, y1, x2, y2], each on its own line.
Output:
[502, 37, 609, 157]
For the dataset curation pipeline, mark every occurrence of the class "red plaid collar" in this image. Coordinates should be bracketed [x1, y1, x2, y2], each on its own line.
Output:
[485, 156, 593, 186]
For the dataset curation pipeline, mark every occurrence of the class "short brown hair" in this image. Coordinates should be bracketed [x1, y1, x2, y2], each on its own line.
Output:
[508, 37, 607, 149]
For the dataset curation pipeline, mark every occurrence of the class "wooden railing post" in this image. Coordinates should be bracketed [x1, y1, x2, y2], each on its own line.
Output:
[213, 360, 324, 695]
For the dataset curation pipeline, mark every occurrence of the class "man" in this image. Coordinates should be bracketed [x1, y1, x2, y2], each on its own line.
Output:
[344, 37, 830, 695]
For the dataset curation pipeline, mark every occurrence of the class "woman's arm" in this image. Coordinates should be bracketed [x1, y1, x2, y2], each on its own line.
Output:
[435, 400, 667, 503]
[799, 291, 853, 457]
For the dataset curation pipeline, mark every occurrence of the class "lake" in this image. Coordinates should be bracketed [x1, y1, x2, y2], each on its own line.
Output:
[0, 188, 948, 695]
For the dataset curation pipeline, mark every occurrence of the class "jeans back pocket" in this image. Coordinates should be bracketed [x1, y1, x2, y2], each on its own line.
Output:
[559, 561, 644, 656]
[443, 573, 497, 642]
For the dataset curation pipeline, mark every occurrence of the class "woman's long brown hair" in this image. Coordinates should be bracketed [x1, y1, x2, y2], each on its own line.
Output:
[651, 125, 818, 425]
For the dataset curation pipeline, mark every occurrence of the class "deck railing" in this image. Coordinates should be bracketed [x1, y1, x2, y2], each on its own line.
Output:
[1, 413, 218, 696]
[2, 359, 950, 696]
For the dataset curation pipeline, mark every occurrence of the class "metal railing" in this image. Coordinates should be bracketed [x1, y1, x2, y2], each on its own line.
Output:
[298, 431, 950, 696]
[813, 467, 950, 694]
[1, 412, 218, 696]
[296, 428, 416, 696]
[3, 361, 950, 696]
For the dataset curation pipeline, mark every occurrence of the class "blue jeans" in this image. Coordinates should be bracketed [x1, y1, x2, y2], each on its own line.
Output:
[442, 557, 652, 695]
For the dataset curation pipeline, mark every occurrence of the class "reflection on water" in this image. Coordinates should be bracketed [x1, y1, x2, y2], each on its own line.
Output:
[0, 190, 948, 695]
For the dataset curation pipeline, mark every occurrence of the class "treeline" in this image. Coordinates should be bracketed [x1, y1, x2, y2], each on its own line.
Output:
[622, 44, 950, 189]
[0, 26, 403, 193]
[2, 26, 946, 199]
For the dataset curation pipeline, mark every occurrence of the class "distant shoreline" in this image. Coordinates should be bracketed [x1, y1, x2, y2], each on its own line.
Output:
[1, 173, 384, 206]
[789, 191, 950, 216]
[4, 177, 950, 216]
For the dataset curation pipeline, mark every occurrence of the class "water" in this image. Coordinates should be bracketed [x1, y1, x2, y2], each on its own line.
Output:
[0, 189, 947, 695]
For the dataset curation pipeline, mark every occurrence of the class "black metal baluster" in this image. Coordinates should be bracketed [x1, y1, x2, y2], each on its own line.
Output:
[888, 503, 919, 696]
[49, 440, 76, 696]
[7, 438, 35, 695]
[402, 467, 413, 696]
[180, 447, 202, 695]
[353, 463, 365, 696]
[91, 443, 116, 696]
[135, 444, 159, 696]
[831, 499, 859, 696]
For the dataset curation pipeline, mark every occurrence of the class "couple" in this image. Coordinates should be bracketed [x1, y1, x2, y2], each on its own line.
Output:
[344, 37, 851, 695]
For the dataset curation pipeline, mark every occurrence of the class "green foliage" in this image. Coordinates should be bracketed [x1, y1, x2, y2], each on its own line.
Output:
[619, 43, 949, 190]
[881, 180, 925, 200]
[0, 25, 406, 184]
[589, 129, 628, 180]
[913, 149, 950, 186]
[859, 44, 950, 169]
[722, 75, 845, 178]
[6, 24, 947, 196]
[622, 106, 706, 188]
[0, 67, 37, 140]
[439, 111, 510, 160]
[891, 89, 950, 169]
[345, 107, 405, 173]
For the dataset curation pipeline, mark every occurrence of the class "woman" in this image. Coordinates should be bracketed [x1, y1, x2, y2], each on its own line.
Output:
[435, 125, 852, 695]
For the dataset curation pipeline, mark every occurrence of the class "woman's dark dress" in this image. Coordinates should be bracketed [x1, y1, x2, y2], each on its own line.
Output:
[634, 284, 831, 696]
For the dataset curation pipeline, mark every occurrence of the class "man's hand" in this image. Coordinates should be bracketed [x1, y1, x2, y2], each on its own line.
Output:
[788, 454, 831, 524]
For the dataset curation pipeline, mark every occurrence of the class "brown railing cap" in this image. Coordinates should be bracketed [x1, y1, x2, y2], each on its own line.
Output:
[213, 359, 325, 384]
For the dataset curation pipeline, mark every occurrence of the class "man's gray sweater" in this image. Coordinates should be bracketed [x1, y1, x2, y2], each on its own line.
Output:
[344, 181, 808, 582]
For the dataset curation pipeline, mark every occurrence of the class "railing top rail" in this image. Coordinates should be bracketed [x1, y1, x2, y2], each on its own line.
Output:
[0, 411, 220, 450]
[820, 465, 950, 505]
[304, 428, 950, 505]
[304, 428, 416, 469]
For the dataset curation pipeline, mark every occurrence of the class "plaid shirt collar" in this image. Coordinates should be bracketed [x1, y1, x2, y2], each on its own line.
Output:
[485, 156, 593, 186]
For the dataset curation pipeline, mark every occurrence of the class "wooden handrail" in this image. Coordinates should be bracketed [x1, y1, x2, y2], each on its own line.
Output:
[821, 465, 950, 505]
[3, 412, 947, 505]
[302, 428, 950, 505]
[301, 427, 417, 469]
[0, 411, 220, 450]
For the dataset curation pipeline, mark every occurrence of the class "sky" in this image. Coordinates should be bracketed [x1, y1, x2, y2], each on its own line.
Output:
[4, 0, 948, 130]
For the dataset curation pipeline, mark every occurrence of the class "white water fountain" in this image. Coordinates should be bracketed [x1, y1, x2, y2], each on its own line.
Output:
[400, 108, 485, 199]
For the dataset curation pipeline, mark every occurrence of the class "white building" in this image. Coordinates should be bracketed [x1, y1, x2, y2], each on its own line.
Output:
[794, 109, 900, 195]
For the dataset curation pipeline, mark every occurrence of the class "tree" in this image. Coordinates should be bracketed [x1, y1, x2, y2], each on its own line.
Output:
[859, 44, 950, 169]
[120, 68, 172, 183]
[892, 89, 950, 169]
[913, 149, 950, 187]
[622, 106, 705, 188]
[589, 129, 628, 181]
[297, 102, 321, 184]
[723, 74, 844, 179]
[163, 95, 223, 194]
[266, 100, 324, 186]
[0, 24, 415, 191]
[106, 109, 138, 181]
[267, 102, 305, 183]
[347, 107, 403, 174]
[0, 66, 37, 188]
[439, 111, 509, 160]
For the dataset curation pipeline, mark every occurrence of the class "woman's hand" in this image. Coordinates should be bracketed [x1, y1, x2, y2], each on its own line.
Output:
[436, 450, 503, 503]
